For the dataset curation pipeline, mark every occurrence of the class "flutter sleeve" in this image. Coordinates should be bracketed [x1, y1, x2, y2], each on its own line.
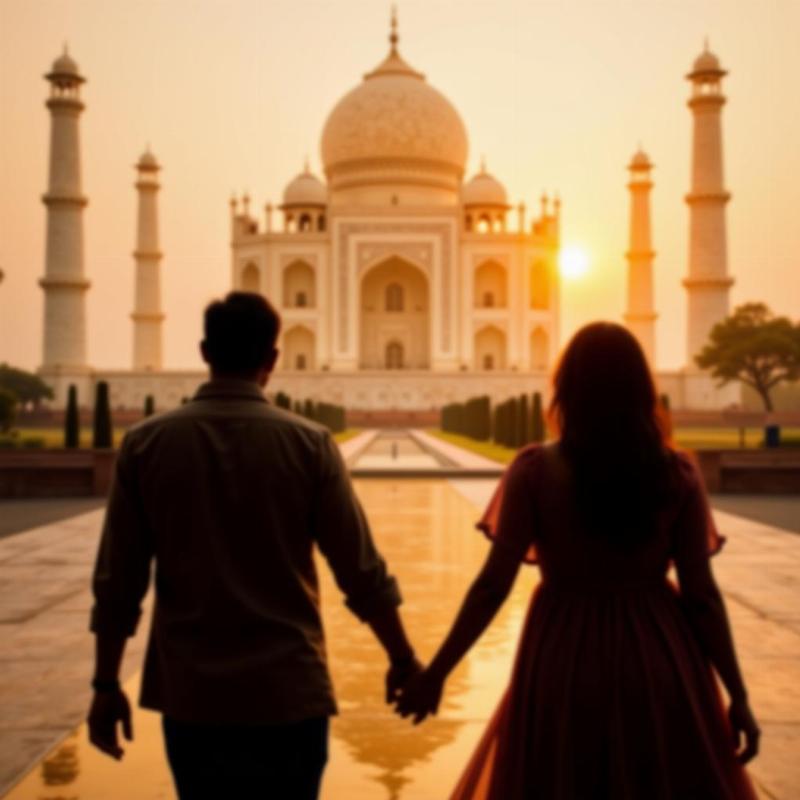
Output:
[672, 451, 726, 564]
[476, 444, 541, 565]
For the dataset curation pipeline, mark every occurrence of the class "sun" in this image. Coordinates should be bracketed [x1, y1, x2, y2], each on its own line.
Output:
[559, 245, 590, 280]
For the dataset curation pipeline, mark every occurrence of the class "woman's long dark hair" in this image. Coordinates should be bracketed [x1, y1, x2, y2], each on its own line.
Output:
[549, 322, 674, 544]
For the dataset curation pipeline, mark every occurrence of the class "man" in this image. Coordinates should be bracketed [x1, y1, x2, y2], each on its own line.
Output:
[88, 292, 419, 798]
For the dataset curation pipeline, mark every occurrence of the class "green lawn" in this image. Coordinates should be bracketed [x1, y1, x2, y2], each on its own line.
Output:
[7, 427, 127, 449]
[333, 428, 362, 444]
[4, 426, 360, 450]
[428, 430, 517, 464]
[428, 427, 800, 465]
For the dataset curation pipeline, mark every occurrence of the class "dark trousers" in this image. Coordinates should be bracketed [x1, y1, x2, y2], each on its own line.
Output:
[162, 715, 329, 800]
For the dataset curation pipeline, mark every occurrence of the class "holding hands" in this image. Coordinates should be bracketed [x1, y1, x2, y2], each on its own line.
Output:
[393, 665, 445, 724]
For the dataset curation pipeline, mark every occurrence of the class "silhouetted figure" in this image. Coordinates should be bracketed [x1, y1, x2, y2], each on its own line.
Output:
[87, 292, 420, 799]
[397, 322, 759, 798]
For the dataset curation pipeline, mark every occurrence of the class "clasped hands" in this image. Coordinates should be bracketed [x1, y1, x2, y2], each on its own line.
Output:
[386, 656, 445, 725]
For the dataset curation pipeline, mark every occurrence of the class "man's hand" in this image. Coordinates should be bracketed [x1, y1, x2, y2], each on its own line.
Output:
[394, 667, 445, 725]
[88, 689, 133, 760]
[385, 655, 423, 704]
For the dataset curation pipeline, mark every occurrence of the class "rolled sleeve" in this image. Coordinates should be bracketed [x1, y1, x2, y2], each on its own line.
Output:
[312, 432, 401, 621]
[90, 436, 154, 637]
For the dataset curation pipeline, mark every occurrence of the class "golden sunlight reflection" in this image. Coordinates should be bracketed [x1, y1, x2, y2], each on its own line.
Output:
[4, 479, 537, 800]
[559, 245, 590, 280]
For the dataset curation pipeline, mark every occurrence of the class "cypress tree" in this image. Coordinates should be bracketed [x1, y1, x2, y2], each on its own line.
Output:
[531, 391, 545, 443]
[293, 400, 303, 415]
[507, 397, 519, 447]
[143, 394, 155, 417]
[303, 399, 315, 420]
[92, 381, 113, 449]
[64, 384, 79, 449]
[275, 391, 291, 409]
[519, 394, 530, 444]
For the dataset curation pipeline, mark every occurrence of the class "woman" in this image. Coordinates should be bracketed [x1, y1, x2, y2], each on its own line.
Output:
[396, 322, 759, 799]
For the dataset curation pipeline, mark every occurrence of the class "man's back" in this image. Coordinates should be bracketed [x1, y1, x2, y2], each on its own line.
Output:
[92, 379, 398, 724]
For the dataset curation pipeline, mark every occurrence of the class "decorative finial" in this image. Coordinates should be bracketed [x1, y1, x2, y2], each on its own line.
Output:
[541, 192, 549, 216]
[230, 192, 238, 211]
[303, 155, 310, 173]
[480, 155, 487, 173]
[704, 36, 709, 52]
[389, 5, 399, 52]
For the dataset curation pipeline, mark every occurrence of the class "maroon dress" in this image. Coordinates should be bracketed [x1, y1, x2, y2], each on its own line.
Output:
[451, 444, 757, 800]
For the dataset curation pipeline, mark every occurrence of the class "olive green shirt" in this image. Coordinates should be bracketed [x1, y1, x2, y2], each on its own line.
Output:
[90, 379, 400, 724]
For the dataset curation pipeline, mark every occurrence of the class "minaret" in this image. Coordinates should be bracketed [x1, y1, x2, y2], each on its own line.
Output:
[683, 42, 733, 366]
[624, 148, 657, 364]
[131, 148, 164, 370]
[39, 48, 91, 400]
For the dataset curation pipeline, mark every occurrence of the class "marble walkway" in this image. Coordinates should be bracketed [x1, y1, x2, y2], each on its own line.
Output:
[0, 454, 798, 796]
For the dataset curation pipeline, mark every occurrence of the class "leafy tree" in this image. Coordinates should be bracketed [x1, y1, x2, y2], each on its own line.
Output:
[64, 385, 80, 448]
[92, 382, 113, 448]
[695, 303, 800, 412]
[0, 388, 17, 433]
[0, 364, 53, 407]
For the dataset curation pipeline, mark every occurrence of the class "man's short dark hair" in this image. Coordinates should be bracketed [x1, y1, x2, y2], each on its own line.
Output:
[203, 292, 281, 373]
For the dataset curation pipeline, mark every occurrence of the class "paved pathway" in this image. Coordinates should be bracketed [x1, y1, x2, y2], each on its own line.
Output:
[0, 499, 104, 541]
[0, 435, 798, 798]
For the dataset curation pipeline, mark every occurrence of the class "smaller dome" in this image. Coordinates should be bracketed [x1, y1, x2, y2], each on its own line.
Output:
[629, 148, 652, 170]
[137, 148, 159, 170]
[689, 43, 725, 78]
[282, 167, 327, 207]
[462, 166, 508, 207]
[49, 48, 82, 79]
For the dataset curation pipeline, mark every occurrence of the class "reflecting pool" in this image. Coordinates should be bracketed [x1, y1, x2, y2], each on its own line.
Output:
[5, 479, 539, 800]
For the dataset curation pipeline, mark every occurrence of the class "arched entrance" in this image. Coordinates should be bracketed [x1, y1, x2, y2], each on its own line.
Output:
[359, 256, 430, 369]
[474, 325, 507, 370]
[282, 325, 315, 371]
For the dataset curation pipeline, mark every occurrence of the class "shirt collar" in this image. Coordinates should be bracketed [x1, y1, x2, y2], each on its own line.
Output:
[193, 379, 268, 402]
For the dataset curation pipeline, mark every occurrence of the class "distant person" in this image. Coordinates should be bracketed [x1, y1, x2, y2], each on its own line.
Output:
[87, 291, 420, 799]
[397, 322, 759, 798]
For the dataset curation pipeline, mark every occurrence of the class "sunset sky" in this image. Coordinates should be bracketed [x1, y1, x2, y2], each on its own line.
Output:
[1, 0, 798, 372]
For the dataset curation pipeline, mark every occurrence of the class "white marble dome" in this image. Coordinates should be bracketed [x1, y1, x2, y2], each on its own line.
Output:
[462, 168, 508, 207]
[692, 47, 723, 75]
[48, 49, 83, 82]
[283, 168, 327, 207]
[320, 48, 468, 179]
[137, 148, 160, 170]
[629, 148, 652, 170]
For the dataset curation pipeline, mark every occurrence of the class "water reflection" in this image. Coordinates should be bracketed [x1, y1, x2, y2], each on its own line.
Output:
[40, 731, 79, 798]
[6, 479, 537, 800]
[323, 480, 537, 798]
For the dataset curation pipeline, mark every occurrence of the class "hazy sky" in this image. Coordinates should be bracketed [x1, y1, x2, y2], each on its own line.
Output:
[1, 0, 798, 372]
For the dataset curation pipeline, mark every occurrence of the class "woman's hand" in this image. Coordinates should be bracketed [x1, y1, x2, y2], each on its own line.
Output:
[729, 697, 760, 764]
[394, 667, 445, 725]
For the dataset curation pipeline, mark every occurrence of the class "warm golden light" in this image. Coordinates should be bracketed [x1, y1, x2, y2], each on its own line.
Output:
[559, 245, 590, 280]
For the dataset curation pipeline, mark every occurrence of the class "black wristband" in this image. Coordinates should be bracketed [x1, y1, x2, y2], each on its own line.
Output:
[91, 678, 121, 693]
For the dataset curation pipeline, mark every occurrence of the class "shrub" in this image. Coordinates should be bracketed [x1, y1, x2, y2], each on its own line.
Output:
[21, 437, 45, 449]
[64, 385, 79, 449]
[0, 388, 18, 433]
[92, 382, 113, 449]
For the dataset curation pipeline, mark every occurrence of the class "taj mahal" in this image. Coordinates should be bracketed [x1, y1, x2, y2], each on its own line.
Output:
[37, 14, 738, 412]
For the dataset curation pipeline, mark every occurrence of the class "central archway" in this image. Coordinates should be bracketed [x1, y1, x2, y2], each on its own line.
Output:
[359, 256, 430, 369]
